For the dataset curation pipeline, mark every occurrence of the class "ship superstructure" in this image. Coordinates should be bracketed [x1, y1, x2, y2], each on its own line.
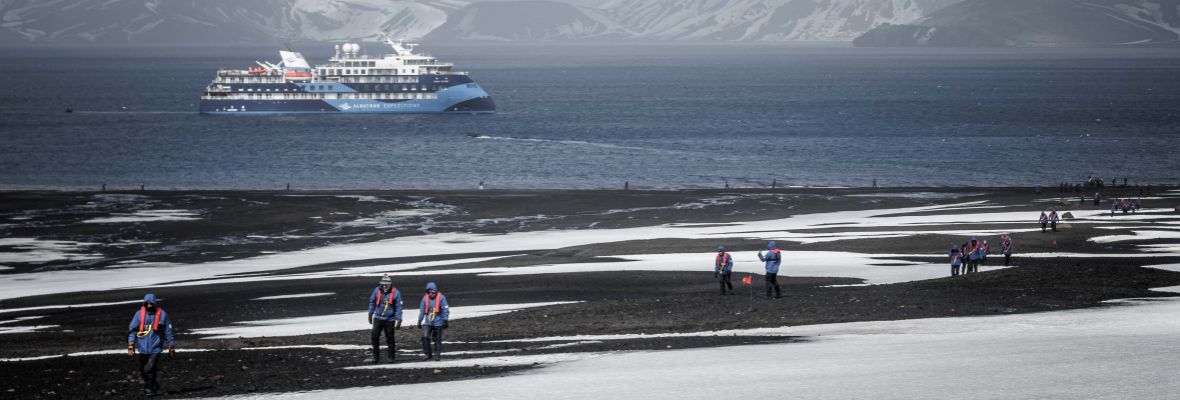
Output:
[199, 36, 494, 114]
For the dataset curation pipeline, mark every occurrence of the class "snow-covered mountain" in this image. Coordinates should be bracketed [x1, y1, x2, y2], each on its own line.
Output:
[595, 0, 958, 41]
[0, 0, 462, 43]
[425, 1, 625, 41]
[0, 0, 957, 43]
[853, 0, 1180, 47]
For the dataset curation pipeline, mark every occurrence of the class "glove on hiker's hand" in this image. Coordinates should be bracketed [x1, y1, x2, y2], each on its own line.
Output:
[367, 313, 373, 325]
[168, 346, 175, 358]
[127, 343, 135, 357]
[416, 322, 421, 330]
[395, 320, 402, 330]
[442, 321, 449, 329]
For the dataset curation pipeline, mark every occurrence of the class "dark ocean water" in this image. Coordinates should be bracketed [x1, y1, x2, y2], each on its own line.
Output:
[1, 44, 1178, 190]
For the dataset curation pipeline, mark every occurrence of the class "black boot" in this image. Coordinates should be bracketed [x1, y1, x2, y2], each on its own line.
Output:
[421, 337, 432, 361]
[371, 346, 381, 363]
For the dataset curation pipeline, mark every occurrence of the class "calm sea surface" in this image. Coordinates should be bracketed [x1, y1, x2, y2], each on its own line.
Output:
[1, 44, 1178, 189]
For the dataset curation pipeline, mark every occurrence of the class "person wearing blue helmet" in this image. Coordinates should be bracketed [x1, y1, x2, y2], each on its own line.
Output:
[948, 245, 963, 276]
[127, 293, 175, 396]
[714, 245, 734, 295]
[757, 241, 783, 299]
[417, 282, 449, 361]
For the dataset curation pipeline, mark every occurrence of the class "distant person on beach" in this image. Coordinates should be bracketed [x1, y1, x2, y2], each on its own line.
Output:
[1094, 192, 1101, 206]
[981, 240, 990, 265]
[714, 245, 735, 295]
[367, 274, 403, 363]
[1001, 234, 1014, 266]
[757, 242, 783, 299]
[417, 282, 449, 361]
[1049, 208, 1060, 232]
[1039, 211, 1049, 233]
[1111, 201, 1118, 217]
[127, 293, 175, 397]
[948, 245, 963, 276]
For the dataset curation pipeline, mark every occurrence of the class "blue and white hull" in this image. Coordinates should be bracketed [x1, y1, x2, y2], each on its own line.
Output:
[200, 79, 494, 115]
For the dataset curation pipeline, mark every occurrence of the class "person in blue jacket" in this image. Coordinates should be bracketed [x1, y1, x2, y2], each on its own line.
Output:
[948, 245, 963, 276]
[127, 293, 175, 396]
[757, 241, 783, 299]
[367, 274, 403, 363]
[714, 245, 735, 295]
[416, 282, 449, 361]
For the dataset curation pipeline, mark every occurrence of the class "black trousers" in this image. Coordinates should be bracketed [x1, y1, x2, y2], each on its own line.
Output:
[718, 272, 733, 294]
[766, 273, 782, 298]
[421, 325, 444, 360]
[137, 353, 160, 391]
[371, 319, 396, 361]
[1004, 254, 1011, 266]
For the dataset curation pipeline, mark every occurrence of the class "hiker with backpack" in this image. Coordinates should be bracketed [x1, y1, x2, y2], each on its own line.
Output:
[127, 293, 175, 397]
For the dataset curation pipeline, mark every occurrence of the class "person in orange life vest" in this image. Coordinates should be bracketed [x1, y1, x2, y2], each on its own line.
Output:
[980, 240, 990, 265]
[367, 274, 403, 363]
[416, 282, 449, 361]
[1049, 208, 1060, 232]
[1000, 234, 1015, 266]
[1039, 211, 1049, 233]
[127, 293, 175, 397]
[965, 236, 981, 273]
[948, 245, 963, 276]
[757, 241, 783, 299]
[714, 245, 735, 295]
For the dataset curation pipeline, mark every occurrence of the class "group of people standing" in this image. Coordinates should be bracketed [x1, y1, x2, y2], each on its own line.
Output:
[713, 241, 783, 299]
[947, 234, 1014, 276]
[123, 276, 451, 395]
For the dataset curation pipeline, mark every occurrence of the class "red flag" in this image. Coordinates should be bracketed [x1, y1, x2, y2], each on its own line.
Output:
[741, 275, 753, 285]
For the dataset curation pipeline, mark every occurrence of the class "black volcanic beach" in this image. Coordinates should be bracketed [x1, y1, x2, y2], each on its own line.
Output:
[2, 187, 1180, 398]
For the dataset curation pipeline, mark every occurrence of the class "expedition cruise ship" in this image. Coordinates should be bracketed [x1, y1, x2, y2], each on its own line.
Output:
[199, 36, 494, 114]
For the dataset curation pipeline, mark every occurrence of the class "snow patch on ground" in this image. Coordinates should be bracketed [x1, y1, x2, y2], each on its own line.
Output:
[208, 297, 1180, 400]
[347, 352, 597, 370]
[190, 302, 580, 339]
[251, 293, 335, 301]
[1089, 230, 1180, 243]
[0, 299, 144, 315]
[82, 209, 201, 224]
[0, 238, 102, 263]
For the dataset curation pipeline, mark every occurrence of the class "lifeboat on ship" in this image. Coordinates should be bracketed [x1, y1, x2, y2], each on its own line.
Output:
[283, 69, 313, 81]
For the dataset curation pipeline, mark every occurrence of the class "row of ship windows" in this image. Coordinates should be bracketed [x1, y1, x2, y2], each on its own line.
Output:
[319, 68, 425, 76]
[215, 76, 424, 84]
[210, 92, 439, 100]
[237, 84, 439, 92]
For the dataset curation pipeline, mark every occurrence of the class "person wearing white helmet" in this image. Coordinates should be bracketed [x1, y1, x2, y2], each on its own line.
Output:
[367, 274, 403, 363]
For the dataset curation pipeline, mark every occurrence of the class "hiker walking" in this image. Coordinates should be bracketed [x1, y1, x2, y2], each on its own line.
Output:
[1039, 211, 1049, 233]
[948, 245, 963, 276]
[980, 240, 990, 265]
[367, 274, 403, 363]
[127, 294, 175, 397]
[417, 282, 449, 361]
[1000, 234, 1014, 266]
[1049, 208, 1060, 232]
[714, 245, 735, 295]
[757, 241, 783, 299]
[966, 236, 981, 273]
